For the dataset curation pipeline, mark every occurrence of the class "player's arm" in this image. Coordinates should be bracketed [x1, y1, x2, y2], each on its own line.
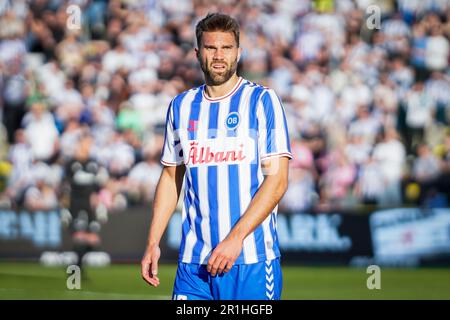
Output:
[141, 164, 185, 286]
[207, 156, 289, 276]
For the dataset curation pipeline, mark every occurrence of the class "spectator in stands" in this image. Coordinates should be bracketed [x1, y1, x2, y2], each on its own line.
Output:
[425, 22, 449, 73]
[319, 148, 357, 208]
[412, 143, 441, 183]
[348, 105, 381, 145]
[373, 127, 406, 207]
[280, 137, 318, 212]
[97, 178, 127, 212]
[126, 149, 162, 205]
[354, 153, 384, 206]
[404, 81, 436, 153]
[425, 71, 450, 125]
[410, 23, 428, 81]
[1, 60, 27, 143]
[60, 120, 83, 160]
[23, 101, 59, 163]
[6, 129, 34, 207]
[23, 176, 58, 211]
[344, 132, 372, 167]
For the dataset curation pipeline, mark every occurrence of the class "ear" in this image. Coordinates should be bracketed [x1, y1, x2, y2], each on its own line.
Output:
[237, 47, 242, 62]
[195, 47, 199, 59]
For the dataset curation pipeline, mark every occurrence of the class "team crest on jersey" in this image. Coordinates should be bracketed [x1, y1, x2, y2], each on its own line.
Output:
[225, 112, 240, 130]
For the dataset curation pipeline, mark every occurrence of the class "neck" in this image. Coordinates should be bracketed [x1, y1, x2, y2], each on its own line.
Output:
[204, 74, 240, 99]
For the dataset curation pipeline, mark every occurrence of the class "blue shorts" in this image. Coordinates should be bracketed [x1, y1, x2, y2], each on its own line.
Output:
[172, 258, 282, 300]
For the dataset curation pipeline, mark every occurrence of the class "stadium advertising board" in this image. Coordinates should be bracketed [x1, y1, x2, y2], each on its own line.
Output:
[369, 208, 450, 266]
[1, 208, 449, 266]
[0, 210, 62, 258]
[165, 211, 373, 264]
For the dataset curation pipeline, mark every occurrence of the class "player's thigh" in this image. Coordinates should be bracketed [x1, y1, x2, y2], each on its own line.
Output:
[239, 258, 282, 300]
[172, 262, 212, 300]
[212, 258, 282, 300]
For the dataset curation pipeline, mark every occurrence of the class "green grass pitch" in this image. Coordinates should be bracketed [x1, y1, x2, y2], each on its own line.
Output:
[1, 262, 450, 300]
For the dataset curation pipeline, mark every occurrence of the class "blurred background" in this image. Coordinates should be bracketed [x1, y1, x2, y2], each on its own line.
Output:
[1, 0, 450, 299]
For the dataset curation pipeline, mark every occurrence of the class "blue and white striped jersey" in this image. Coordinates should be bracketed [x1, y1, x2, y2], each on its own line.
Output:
[161, 77, 292, 265]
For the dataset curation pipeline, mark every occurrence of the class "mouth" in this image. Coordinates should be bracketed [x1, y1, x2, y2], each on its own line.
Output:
[211, 63, 227, 72]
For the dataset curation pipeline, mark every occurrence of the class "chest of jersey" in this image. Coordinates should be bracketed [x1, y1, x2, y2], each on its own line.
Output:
[175, 91, 259, 167]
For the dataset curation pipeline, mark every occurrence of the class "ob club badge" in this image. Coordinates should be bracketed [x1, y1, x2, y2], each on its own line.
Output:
[225, 112, 240, 130]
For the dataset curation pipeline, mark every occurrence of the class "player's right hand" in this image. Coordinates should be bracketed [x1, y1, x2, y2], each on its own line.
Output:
[141, 244, 161, 287]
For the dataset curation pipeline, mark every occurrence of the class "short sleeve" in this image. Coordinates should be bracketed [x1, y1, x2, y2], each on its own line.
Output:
[257, 89, 293, 161]
[160, 101, 184, 166]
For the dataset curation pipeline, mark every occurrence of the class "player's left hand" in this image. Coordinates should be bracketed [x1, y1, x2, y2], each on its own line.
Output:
[207, 237, 243, 276]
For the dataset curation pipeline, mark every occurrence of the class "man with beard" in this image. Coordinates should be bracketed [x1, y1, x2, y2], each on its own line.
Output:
[141, 13, 292, 300]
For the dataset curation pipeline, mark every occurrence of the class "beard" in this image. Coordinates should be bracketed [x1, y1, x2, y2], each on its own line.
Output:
[200, 57, 238, 86]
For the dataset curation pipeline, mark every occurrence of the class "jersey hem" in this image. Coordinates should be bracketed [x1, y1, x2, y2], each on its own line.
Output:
[161, 159, 184, 166]
[179, 252, 281, 265]
[260, 151, 293, 161]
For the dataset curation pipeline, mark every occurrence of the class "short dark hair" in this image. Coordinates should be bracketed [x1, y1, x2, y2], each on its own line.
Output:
[195, 13, 240, 48]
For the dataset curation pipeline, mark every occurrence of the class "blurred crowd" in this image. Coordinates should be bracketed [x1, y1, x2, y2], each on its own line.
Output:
[0, 0, 449, 217]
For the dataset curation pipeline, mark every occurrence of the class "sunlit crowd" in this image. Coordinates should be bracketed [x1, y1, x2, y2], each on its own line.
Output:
[0, 0, 449, 216]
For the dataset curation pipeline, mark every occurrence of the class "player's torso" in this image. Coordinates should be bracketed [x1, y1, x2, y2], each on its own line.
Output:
[172, 80, 282, 265]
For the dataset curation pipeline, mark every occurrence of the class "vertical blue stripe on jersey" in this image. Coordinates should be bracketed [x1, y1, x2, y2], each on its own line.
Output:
[188, 88, 203, 140]
[227, 165, 241, 228]
[262, 91, 276, 154]
[189, 167, 203, 264]
[248, 86, 263, 133]
[250, 87, 267, 258]
[270, 213, 280, 256]
[275, 93, 291, 152]
[172, 91, 189, 131]
[208, 102, 220, 248]
[208, 102, 219, 139]
[188, 88, 204, 263]
[227, 83, 247, 137]
[227, 84, 247, 262]
[179, 176, 193, 259]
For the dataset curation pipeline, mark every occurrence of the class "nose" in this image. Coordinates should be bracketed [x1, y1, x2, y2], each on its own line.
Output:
[213, 48, 224, 60]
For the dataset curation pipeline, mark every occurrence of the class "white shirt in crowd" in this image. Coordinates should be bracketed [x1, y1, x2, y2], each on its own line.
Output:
[0, 39, 26, 65]
[24, 113, 59, 161]
[37, 62, 66, 99]
[373, 139, 406, 183]
[358, 160, 385, 200]
[405, 89, 435, 129]
[102, 48, 138, 74]
[128, 161, 161, 185]
[7, 142, 33, 187]
[425, 34, 449, 71]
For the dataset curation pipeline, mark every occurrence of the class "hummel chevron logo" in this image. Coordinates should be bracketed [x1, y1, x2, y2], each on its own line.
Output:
[265, 260, 274, 300]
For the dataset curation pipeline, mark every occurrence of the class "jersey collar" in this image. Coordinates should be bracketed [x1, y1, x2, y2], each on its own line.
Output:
[202, 77, 244, 102]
